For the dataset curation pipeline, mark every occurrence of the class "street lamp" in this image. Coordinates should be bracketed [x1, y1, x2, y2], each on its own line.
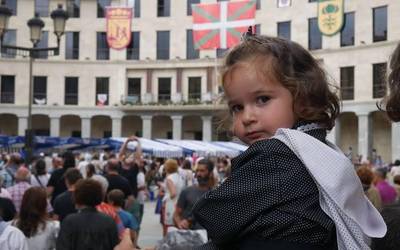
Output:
[0, 1, 68, 165]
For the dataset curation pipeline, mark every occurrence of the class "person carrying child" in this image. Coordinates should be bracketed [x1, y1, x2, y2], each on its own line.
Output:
[381, 43, 400, 122]
[192, 28, 386, 250]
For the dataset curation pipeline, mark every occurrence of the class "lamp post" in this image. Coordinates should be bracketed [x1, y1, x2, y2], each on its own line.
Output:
[0, 1, 68, 165]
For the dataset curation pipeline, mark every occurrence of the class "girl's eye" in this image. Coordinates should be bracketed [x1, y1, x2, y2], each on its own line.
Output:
[256, 96, 270, 104]
[229, 104, 243, 113]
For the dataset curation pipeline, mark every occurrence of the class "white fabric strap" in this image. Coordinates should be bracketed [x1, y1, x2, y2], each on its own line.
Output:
[273, 128, 386, 250]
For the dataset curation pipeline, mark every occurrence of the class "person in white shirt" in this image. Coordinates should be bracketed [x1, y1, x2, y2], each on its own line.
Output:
[0, 218, 28, 250]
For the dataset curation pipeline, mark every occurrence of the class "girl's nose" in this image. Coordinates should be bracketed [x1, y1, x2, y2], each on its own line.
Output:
[242, 106, 256, 126]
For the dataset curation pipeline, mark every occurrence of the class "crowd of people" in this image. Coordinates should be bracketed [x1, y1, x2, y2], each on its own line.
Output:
[0, 134, 233, 250]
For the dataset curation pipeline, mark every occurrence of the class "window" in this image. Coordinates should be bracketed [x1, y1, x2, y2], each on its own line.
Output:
[97, 0, 110, 18]
[127, 32, 140, 60]
[65, 77, 78, 105]
[373, 63, 387, 98]
[217, 48, 229, 58]
[340, 67, 354, 100]
[4, 0, 17, 15]
[96, 77, 109, 105]
[373, 6, 387, 42]
[278, 21, 291, 40]
[67, 0, 80, 18]
[308, 17, 322, 50]
[36, 31, 48, 59]
[35, 0, 49, 17]
[1, 29, 16, 58]
[186, 30, 199, 59]
[157, 31, 170, 60]
[0, 75, 15, 103]
[188, 77, 201, 101]
[33, 76, 47, 104]
[134, 0, 140, 18]
[341, 12, 354, 47]
[97, 32, 109, 60]
[127, 78, 141, 102]
[157, 0, 170, 17]
[65, 32, 79, 60]
[187, 0, 200, 15]
[158, 78, 171, 102]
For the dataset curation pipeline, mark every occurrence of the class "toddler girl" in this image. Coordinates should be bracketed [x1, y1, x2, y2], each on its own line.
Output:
[193, 30, 386, 250]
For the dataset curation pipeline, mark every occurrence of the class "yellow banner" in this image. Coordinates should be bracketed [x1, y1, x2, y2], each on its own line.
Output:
[106, 7, 132, 50]
[318, 0, 344, 36]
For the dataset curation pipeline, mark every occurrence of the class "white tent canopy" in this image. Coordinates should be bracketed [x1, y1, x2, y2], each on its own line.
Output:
[212, 141, 248, 153]
[157, 139, 241, 158]
[110, 137, 184, 158]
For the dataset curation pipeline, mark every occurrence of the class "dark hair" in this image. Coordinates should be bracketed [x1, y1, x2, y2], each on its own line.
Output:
[107, 189, 125, 207]
[73, 179, 103, 207]
[64, 168, 82, 186]
[222, 35, 340, 130]
[86, 163, 96, 178]
[62, 151, 76, 169]
[182, 159, 192, 170]
[198, 159, 214, 173]
[380, 43, 400, 122]
[15, 187, 48, 237]
[107, 159, 120, 172]
[34, 159, 46, 175]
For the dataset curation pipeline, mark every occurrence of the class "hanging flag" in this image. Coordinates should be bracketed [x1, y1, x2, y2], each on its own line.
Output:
[106, 7, 132, 50]
[278, 0, 291, 8]
[318, 0, 344, 36]
[192, 0, 256, 50]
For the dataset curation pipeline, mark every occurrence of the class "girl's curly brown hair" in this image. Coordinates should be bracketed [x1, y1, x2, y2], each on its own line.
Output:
[380, 44, 400, 122]
[221, 35, 340, 130]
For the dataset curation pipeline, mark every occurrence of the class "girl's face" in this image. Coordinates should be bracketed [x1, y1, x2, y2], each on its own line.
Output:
[224, 62, 296, 145]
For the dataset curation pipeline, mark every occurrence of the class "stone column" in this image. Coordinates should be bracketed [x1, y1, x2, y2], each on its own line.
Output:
[81, 117, 91, 138]
[392, 122, 400, 162]
[112, 117, 122, 138]
[201, 115, 212, 141]
[50, 116, 60, 137]
[171, 115, 183, 140]
[142, 115, 152, 139]
[18, 116, 28, 136]
[357, 113, 372, 161]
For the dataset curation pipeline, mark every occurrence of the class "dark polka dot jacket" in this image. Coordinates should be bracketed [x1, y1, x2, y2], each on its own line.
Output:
[192, 126, 337, 250]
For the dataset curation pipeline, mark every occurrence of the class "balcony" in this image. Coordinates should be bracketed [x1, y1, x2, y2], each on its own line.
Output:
[373, 84, 386, 99]
[121, 95, 140, 105]
[188, 93, 202, 104]
[66, 48, 79, 60]
[96, 48, 109, 60]
[0, 92, 14, 103]
[33, 93, 47, 105]
[340, 87, 354, 100]
[158, 94, 171, 104]
[65, 93, 78, 105]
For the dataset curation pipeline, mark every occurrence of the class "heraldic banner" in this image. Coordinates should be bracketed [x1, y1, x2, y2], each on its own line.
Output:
[192, 0, 256, 50]
[106, 7, 132, 50]
[318, 0, 344, 36]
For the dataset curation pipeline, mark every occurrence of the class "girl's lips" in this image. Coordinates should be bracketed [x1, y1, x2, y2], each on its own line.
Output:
[245, 131, 263, 140]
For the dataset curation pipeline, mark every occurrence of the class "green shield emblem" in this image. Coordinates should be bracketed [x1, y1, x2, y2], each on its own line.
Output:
[318, 0, 344, 36]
